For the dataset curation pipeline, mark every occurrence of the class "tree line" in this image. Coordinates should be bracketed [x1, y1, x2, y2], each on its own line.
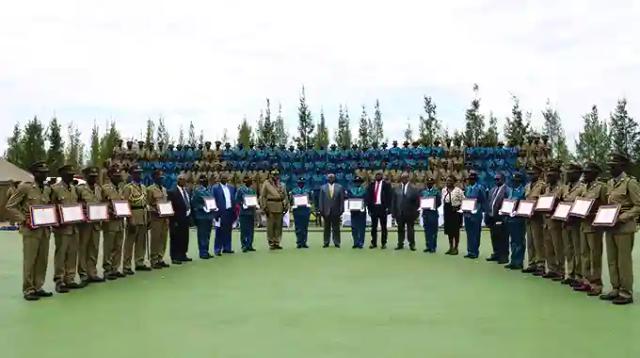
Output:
[4, 84, 639, 175]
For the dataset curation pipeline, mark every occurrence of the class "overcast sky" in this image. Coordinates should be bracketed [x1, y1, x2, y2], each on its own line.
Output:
[1, 0, 639, 153]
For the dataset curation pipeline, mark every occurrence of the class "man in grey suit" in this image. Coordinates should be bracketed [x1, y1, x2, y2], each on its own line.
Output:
[485, 172, 509, 264]
[391, 172, 420, 251]
[318, 173, 345, 248]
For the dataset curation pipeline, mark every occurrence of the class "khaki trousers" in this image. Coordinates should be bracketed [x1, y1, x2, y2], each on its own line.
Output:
[78, 224, 101, 279]
[149, 217, 169, 264]
[527, 218, 545, 267]
[544, 221, 564, 274]
[22, 229, 50, 294]
[103, 230, 124, 274]
[582, 231, 603, 289]
[124, 224, 148, 269]
[605, 232, 635, 298]
[267, 212, 283, 247]
[54, 231, 79, 283]
[563, 225, 581, 278]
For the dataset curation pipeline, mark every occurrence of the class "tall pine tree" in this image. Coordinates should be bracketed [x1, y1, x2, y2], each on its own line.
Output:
[575, 105, 611, 170]
[334, 104, 352, 148]
[89, 122, 101, 166]
[418, 96, 440, 145]
[156, 117, 170, 145]
[315, 109, 329, 148]
[65, 123, 84, 168]
[464, 84, 485, 146]
[609, 98, 639, 160]
[483, 112, 499, 146]
[99, 121, 120, 165]
[404, 118, 414, 142]
[371, 99, 384, 144]
[257, 99, 275, 145]
[358, 105, 370, 147]
[188, 121, 196, 146]
[45, 117, 65, 174]
[20, 116, 47, 169]
[504, 95, 530, 146]
[237, 117, 253, 147]
[542, 100, 570, 163]
[274, 103, 288, 146]
[178, 126, 185, 145]
[5, 123, 23, 167]
[295, 86, 314, 148]
[145, 119, 155, 146]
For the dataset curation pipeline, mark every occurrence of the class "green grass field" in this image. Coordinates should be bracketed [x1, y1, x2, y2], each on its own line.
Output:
[1, 229, 639, 357]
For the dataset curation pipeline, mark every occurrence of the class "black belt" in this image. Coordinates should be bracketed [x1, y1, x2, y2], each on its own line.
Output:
[131, 206, 145, 210]
[267, 199, 282, 202]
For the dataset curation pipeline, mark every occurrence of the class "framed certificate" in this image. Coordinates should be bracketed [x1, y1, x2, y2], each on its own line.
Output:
[29, 205, 58, 228]
[535, 195, 556, 212]
[244, 195, 258, 207]
[112, 200, 132, 217]
[592, 204, 621, 227]
[569, 198, 595, 218]
[515, 200, 536, 217]
[58, 204, 85, 224]
[293, 195, 309, 208]
[157, 201, 175, 217]
[203, 197, 218, 212]
[348, 198, 364, 211]
[499, 199, 517, 215]
[551, 202, 573, 221]
[420, 197, 436, 210]
[461, 198, 477, 212]
[87, 203, 109, 222]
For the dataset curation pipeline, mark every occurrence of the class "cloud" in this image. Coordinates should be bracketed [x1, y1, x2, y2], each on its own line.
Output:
[1, 0, 638, 153]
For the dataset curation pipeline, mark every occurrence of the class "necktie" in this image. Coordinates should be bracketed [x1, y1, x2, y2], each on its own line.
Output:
[181, 187, 189, 207]
[374, 181, 380, 204]
[329, 184, 334, 199]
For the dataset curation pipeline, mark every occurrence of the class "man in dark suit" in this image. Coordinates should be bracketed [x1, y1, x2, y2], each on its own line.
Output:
[318, 173, 345, 248]
[485, 172, 510, 264]
[212, 173, 237, 255]
[367, 171, 392, 249]
[168, 175, 192, 264]
[391, 172, 420, 251]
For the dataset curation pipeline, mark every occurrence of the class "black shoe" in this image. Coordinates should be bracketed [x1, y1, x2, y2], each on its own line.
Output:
[334, 245, 340, 248]
[214, 251, 223, 256]
[222, 250, 235, 254]
[409, 246, 416, 251]
[55, 283, 70, 293]
[394, 246, 404, 250]
[423, 248, 430, 253]
[152, 263, 164, 269]
[275, 245, 283, 250]
[464, 255, 478, 259]
[35, 289, 53, 297]
[200, 254, 212, 260]
[323, 244, 329, 248]
[107, 273, 119, 280]
[124, 269, 135, 276]
[352, 245, 358, 249]
[302, 245, 309, 249]
[521, 266, 537, 273]
[136, 265, 152, 271]
[160, 262, 170, 268]
[242, 248, 249, 252]
[381, 244, 387, 250]
[445, 249, 453, 255]
[66, 282, 83, 289]
[612, 296, 633, 305]
[561, 278, 575, 285]
[497, 259, 509, 265]
[24, 293, 40, 301]
[600, 292, 619, 301]
[486, 256, 498, 262]
[451, 249, 459, 255]
[172, 260, 183, 265]
[369, 244, 377, 249]
[248, 248, 257, 252]
[182, 257, 193, 262]
[88, 276, 106, 283]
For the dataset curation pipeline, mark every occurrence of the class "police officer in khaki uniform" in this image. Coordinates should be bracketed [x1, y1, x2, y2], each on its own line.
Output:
[76, 166, 105, 284]
[561, 163, 586, 286]
[122, 165, 150, 273]
[101, 166, 126, 279]
[5, 161, 54, 301]
[51, 165, 83, 292]
[600, 154, 640, 305]
[146, 169, 171, 269]
[522, 166, 547, 274]
[259, 170, 289, 250]
[540, 164, 564, 280]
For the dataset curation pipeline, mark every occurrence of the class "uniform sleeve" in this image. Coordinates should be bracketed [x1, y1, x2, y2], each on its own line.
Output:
[282, 186, 290, 212]
[122, 185, 131, 201]
[619, 179, 640, 223]
[5, 185, 27, 223]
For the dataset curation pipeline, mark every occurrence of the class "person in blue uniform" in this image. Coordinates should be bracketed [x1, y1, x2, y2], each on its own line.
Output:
[290, 177, 312, 248]
[212, 173, 237, 255]
[421, 177, 442, 253]
[348, 176, 367, 249]
[463, 171, 486, 259]
[505, 172, 526, 270]
[235, 175, 257, 252]
[191, 174, 215, 259]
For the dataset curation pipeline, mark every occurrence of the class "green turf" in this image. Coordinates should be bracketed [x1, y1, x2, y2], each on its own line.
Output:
[1, 229, 639, 357]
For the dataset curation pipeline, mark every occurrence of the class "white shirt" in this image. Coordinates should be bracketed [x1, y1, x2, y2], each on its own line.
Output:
[221, 184, 232, 209]
[375, 180, 382, 205]
[403, 183, 408, 195]
[177, 185, 191, 216]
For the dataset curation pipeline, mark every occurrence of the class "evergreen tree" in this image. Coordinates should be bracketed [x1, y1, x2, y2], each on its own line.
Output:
[65, 123, 84, 168]
[358, 105, 371, 147]
[5, 123, 23, 167]
[483, 112, 499, 146]
[156, 117, 170, 145]
[89, 122, 101, 166]
[334, 104, 352, 148]
[295, 86, 314, 148]
[542, 100, 570, 163]
[609, 98, 639, 159]
[237, 116, 253, 147]
[315, 109, 330, 148]
[274, 103, 288, 146]
[19, 116, 47, 170]
[404, 118, 414, 142]
[257, 99, 275, 145]
[256, 110, 264, 145]
[45, 117, 65, 174]
[198, 130, 204, 146]
[188, 121, 196, 146]
[99, 121, 120, 165]
[464, 84, 485, 146]
[178, 125, 185, 145]
[418, 96, 440, 145]
[145, 119, 155, 146]
[372, 99, 384, 144]
[575, 105, 611, 170]
[504, 95, 530, 146]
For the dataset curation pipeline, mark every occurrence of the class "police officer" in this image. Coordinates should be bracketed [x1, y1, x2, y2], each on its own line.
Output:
[101, 166, 126, 279]
[421, 177, 441, 253]
[76, 166, 105, 284]
[147, 169, 171, 269]
[236, 175, 258, 252]
[192, 174, 215, 259]
[463, 171, 486, 259]
[601, 154, 640, 305]
[347, 176, 367, 249]
[5, 161, 54, 301]
[540, 164, 564, 281]
[122, 165, 150, 274]
[561, 163, 586, 286]
[290, 177, 311, 249]
[522, 166, 547, 274]
[259, 170, 289, 250]
[505, 172, 526, 270]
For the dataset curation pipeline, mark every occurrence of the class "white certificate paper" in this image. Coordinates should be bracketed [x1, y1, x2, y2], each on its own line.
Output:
[421, 197, 436, 210]
[593, 205, 620, 226]
[535, 195, 555, 211]
[30, 205, 58, 227]
[461, 198, 477, 212]
[349, 199, 364, 211]
[552, 202, 572, 221]
[570, 198, 595, 217]
[112, 200, 132, 217]
[499, 200, 516, 215]
[515, 200, 535, 217]
[293, 195, 309, 207]
[157, 201, 175, 216]
[59, 204, 85, 223]
[244, 195, 258, 207]
[203, 197, 218, 212]
[87, 203, 109, 221]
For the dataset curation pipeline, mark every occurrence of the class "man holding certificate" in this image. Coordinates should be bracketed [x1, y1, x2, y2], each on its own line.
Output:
[600, 154, 640, 305]
[168, 175, 193, 263]
[147, 169, 171, 269]
[319, 173, 345, 248]
[290, 177, 312, 249]
[391, 172, 420, 251]
[561, 163, 586, 287]
[347, 176, 367, 249]
[101, 166, 127, 279]
[523, 166, 547, 274]
[122, 165, 150, 274]
[463, 171, 486, 259]
[540, 165, 564, 280]
[76, 166, 106, 284]
[366, 171, 392, 249]
[420, 177, 441, 253]
[259, 170, 289, 250]
[235, 175, 258, 252]
[5, 161, 55, 301]
[485, 173, 509, 264]
[191, 174, 215, 259]
[51, 165, 83, 293]
[505, 172, 526, 270]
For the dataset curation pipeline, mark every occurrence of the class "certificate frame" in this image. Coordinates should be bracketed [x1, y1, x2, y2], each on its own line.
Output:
[592, 204, 621, 227]
[535, 195, 556, 212]
[499, 199, 517, 215]
[112, 200, 132, 218]
[569, 197, 595, 218]
[420, 197, 436, 210]
[157, 201, 175, 217]
[551, 202, 573, 221]
[87, 203, 109, 222]
[460, 198, 477, 212]
[348, 198, 364, 211]
[244, 195, 258, 208]
[203, 196, 218, 212]
[515, 200, 536, 218]
[29, 205, 58, 228]
[58, 204, 86, 224]
[293, 194, 309, 208]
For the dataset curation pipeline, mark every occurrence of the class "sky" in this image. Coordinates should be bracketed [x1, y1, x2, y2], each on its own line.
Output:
[1, 0, 639, 154]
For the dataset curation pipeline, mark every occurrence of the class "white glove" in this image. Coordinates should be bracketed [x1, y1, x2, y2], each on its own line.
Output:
[471, 210, 477, 214]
